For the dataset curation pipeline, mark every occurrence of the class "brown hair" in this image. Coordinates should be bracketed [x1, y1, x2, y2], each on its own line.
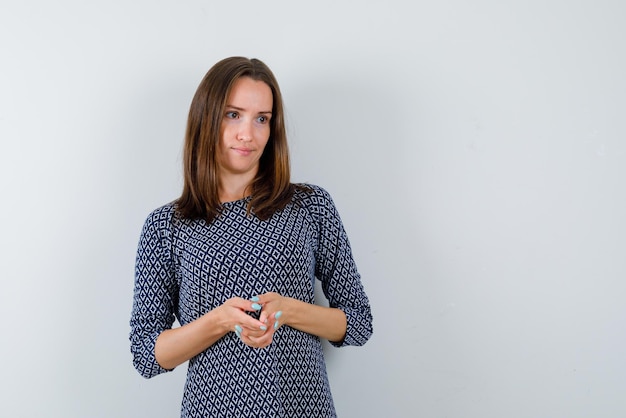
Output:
[177, 56, 303, 222]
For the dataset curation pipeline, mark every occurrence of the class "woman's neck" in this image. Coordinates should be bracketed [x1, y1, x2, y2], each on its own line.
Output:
[218, 173, 254, 203]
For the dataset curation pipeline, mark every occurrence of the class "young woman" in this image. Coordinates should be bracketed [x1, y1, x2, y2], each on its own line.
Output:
[130, 56, 373, 417]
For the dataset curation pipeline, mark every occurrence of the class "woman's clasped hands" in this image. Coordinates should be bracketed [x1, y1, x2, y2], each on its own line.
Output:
[220, 292, 288, 349]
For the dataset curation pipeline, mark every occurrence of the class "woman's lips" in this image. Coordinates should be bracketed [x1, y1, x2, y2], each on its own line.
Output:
[232, 147, 253, 156]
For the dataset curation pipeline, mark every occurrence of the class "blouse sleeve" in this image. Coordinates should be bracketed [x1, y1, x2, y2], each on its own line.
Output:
[311, 186, 373, 347]
[129, 205, 179, 378]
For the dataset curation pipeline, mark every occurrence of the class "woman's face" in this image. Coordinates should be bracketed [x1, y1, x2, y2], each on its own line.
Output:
[217, 76, 273, 181]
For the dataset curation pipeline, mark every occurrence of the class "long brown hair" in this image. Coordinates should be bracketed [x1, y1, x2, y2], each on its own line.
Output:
[177, 57, 302, 222]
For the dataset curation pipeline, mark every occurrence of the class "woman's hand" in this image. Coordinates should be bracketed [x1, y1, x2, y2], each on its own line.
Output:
[233, 293, 285, 348]
[233, 291, 347, 348]
[154, 296, 268, 369]
[217, 296, 268, 336]
[253, 292, 288, 331]
[253, 292, 348, 344]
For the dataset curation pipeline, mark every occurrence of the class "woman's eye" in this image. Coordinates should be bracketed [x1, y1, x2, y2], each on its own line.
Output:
[225, 111, 238, 119]
[257, 115, 269, 123]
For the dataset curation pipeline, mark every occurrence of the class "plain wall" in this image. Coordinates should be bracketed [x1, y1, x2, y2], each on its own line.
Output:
[1, 1, 625, 417]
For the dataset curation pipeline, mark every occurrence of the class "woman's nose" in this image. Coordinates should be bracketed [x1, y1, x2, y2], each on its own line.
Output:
[237, 120, 254, 141]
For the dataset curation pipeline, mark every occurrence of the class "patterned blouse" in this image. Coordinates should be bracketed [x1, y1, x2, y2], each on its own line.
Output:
[130, 184, 373, 417]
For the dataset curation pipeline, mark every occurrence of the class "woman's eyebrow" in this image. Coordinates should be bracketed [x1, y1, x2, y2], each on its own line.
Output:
[225, 104, 272, 114]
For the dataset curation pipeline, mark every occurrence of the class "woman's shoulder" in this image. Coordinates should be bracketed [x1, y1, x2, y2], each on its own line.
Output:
[143, 201, 179, 227]
[292, 183, 338, 213]
[293, 183, 332, 202]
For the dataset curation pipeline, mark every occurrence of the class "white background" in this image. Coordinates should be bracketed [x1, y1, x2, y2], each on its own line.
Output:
[1, 1, 625, 417]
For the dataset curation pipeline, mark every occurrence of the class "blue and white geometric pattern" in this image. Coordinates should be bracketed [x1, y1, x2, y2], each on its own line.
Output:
[130, 184, 373, 417]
